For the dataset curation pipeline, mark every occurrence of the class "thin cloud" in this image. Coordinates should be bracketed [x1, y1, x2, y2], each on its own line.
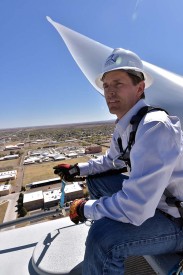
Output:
[132, 0, 143, 21]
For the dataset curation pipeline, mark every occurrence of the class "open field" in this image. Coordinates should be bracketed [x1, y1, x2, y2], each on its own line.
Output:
[0, 158, 20, 170]
[23, 156, 91, 185]
[1, 122, 112, 189]
[0, 201, 9, 223]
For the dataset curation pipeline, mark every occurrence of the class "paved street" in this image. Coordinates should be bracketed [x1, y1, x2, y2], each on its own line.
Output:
[0, 193, 19, 231]
[0, 153, 25, 231]
[11, 152, 26, 193]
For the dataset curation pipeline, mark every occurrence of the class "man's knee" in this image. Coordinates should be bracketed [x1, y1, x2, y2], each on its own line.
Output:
[86, 221, 103, 246]
[86, 219, 112, 253]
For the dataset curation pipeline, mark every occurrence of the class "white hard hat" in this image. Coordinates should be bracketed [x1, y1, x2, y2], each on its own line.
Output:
[95, 48, 153, 89]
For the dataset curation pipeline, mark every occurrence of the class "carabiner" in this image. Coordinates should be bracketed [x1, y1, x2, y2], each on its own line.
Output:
[85, 219, 94, 226]
[113, 154, 124, 169]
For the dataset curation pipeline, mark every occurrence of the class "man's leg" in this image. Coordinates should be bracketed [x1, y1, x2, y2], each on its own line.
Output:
[83, 210, 183, 275]
[86, 173, 129, 199]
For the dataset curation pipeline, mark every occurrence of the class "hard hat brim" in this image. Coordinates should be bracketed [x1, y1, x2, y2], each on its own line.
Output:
[95, 66, 153, 90]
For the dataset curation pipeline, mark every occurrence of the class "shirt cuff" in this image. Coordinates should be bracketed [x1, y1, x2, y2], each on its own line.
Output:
[78, 162, 90, 176]
[84, 199, 97, 220]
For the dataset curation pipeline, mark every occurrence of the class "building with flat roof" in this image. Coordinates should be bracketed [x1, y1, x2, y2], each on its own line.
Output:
[23, 191, 44, 211]
[43, 189, 61, 208]
[50, 154, 65, 161]
[4, 145, 20, 150]
[0, 170, 17, 182]
[85, 145, 102, 154]
[64, 182, 83, 202]
[23, 182, 83, 211]
[0, 184, 11, 196]
[26, 177, 61, 189]
[4, 154, 19, 160]
[43, 182, 83, 208]
[65, 152, 78, 158]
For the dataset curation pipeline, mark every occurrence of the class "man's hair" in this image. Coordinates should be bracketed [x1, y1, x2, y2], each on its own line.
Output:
[127, 72, 145, 99]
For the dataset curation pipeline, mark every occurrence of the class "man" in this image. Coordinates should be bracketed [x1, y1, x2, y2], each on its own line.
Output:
[53, 48, 183, 274]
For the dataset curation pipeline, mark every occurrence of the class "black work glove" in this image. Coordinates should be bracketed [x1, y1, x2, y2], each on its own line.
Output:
[69, 198, 87, 224]
[53, 163, 80, 181]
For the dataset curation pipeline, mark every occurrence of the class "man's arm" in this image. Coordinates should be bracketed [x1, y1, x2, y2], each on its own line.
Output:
[82, 116, 182, 225]
[78, 129, 126, 176]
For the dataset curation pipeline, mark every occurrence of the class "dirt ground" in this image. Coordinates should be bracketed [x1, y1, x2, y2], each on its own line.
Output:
[0, 158, 19, 170]
[0, 201, 9, 223]
[22, 156, 91, 186]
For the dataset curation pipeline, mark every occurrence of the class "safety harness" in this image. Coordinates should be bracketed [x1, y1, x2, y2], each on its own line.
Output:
[117, 106, 183, 220]
[117, 106, 168, 170]
[117, 106, 183, 273]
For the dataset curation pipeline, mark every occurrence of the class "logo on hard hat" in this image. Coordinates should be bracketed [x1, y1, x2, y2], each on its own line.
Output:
[105, 54, 122, 68]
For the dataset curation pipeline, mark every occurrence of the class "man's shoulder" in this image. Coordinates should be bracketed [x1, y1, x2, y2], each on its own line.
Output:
[143, 108, 168, 124]
[138, 110, 182, 138]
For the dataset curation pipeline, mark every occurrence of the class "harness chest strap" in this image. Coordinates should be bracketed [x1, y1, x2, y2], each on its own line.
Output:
[117, 106, 183, 218]
[117, 106, 168, 169]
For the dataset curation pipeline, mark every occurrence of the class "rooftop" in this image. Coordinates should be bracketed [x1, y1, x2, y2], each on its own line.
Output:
[24, 191, 44, 203]
[64, 182, 82, 193]
[0, 216, 89, 275]
[0, 204, 182, 274]
[43, 189, 61, 203]
[0, 184, 11, 191]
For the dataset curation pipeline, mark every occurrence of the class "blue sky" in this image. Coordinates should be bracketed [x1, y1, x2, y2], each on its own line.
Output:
[1, 0, 183, 129]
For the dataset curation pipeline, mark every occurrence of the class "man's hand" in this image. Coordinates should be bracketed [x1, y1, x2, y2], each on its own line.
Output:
[53, 163, 80, 181]
[69, 199, 87, 224]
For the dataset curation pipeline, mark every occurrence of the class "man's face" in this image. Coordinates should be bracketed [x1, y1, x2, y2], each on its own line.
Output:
[102, 70, 145, 119]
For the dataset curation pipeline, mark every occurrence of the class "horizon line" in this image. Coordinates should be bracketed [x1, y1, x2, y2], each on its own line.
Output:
[0, 119, 115, 131]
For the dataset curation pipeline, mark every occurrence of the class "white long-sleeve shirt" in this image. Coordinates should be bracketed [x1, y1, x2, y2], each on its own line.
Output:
[78, 99, 183, 226]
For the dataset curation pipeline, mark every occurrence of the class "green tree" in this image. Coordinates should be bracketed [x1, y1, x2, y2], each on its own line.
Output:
[17, 202, 23, 211]
[19, 207, 27, 217]
[17, 197, 23, 204]
[17, 193, 24, 203]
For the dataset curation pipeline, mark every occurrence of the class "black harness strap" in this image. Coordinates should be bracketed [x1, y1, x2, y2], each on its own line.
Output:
[117, 106, 183, 218]
[164, 189, 183, 219]
[117, 106, 168, 169]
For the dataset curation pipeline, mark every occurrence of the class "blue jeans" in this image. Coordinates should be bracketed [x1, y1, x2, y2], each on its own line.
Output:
[82, 174, 183, 275]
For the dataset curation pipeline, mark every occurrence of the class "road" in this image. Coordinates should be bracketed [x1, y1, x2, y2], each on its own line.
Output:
[0, 152, 26, 231]
[0, 193, 19, 231]
[11, 152, 26, 193]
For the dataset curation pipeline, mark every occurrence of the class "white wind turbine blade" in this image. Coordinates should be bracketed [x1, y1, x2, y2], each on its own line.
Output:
[142, 62, 183, 120]
[46, 16, 112, 95]
[47, 17, 183, 122]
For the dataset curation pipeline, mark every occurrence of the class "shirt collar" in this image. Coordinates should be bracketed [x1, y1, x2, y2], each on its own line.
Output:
[116, 99, 148, 132]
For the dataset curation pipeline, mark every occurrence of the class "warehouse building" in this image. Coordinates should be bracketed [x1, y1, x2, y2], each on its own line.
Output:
[64, 182, 83, 202]
[0, 170, 17, 182]
[23, 183, 84, 211]
[4, 145, 20, 150]
[43, 189, 61, 209]
[23, 191, 44, 211]
[85, 145, 102, 154]
[0, 184, 11, 196]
